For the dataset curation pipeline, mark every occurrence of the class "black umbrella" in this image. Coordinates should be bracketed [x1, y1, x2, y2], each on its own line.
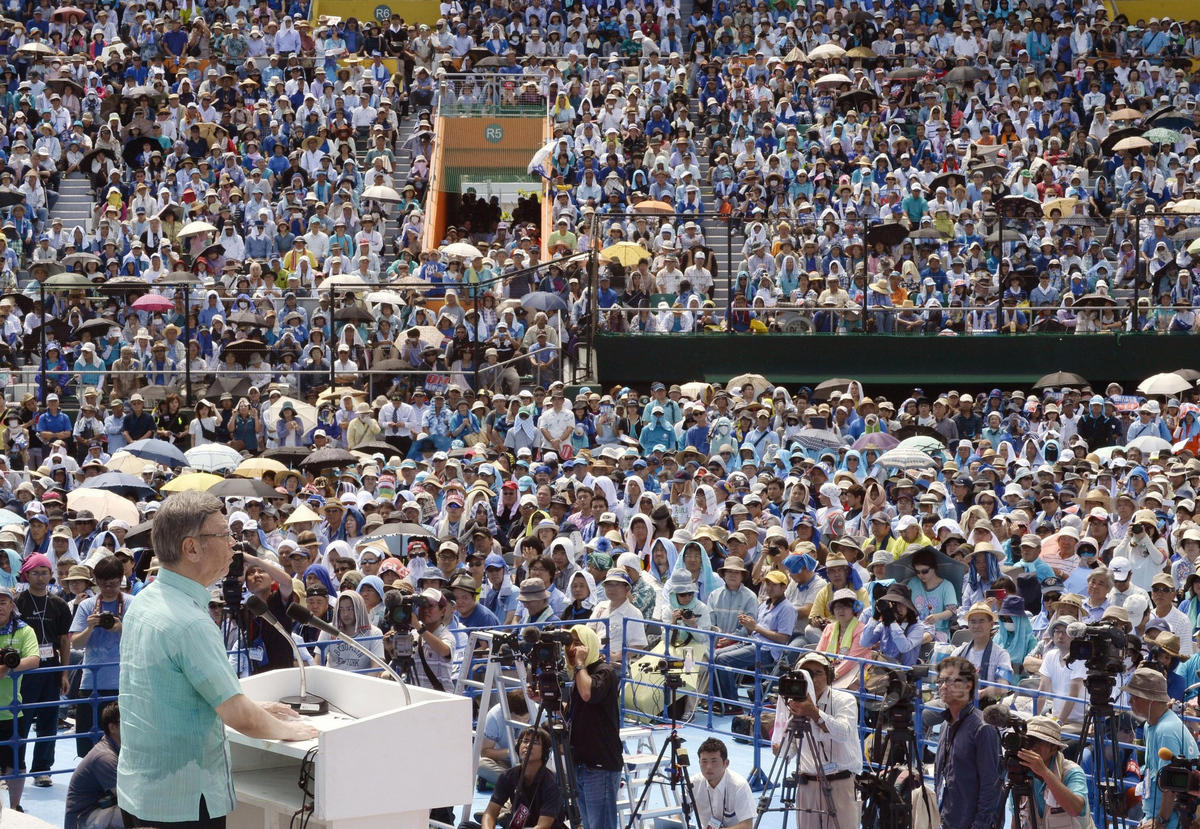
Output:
[227, 311, 269, 327]
[75, 317, 120, 339]
[1100, 126, 1145, 154]
[1032, 371, 1088, 389]
[205, 377, 252, 399]
[351, 440, 399, 457]
[263, 446, 311, 465]
[970, 163, 1007, 181]
[62, 252, 102, 269]
[96, 276, 149, 293]
[1074, 293, 1119, 308]
[193, 242, 225, 261]
[943, 66, 986, 87]
[864, 223, 908, 247]
[521, 291, 569, 314]
[365, 522, 434, 539]
[209, 477, 279, 499]
[124, 519, 154, 548]
[887, 547, 968, 603]
[332, 304, 375, 323]
[1145, 113, 1194, 131]
[79, 147, 117, 170]
[812, 377, 857, 399]
[837, 89, 877, 110]
[929, 172, 965, 193]
[1170, 226, 1200, 241]
[223, 338, 269, 360]
[909, 228, 947, 241]
[997, 194, 1042, 218]
[1, 292, 32, 314]
[298, 447, 358, 471]
[887, 67, 924, 81]
[473, 55, 506, 68]
[1175, 369, 1200, 383]
[88, 472, 157, 498]
[0, 191, 21, 210]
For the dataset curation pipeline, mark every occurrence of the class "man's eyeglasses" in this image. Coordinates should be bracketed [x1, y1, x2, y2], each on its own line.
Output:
[1152, 585, 1175, 593]
[195, 531, 235, 542]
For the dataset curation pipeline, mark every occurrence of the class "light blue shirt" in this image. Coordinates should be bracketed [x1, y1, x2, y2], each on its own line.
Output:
[116, 568, 245, 822]
[70, 593, 134, 690]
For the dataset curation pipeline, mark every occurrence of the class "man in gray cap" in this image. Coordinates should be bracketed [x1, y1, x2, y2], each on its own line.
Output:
[1126, 666, 1198, 829]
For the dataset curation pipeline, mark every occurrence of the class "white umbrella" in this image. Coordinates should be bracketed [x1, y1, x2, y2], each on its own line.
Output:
[442, 242, 483, 259]
[184, 444, 244, 473]
[896, 435, 946, 455]
[807, 43, 847, 60]
[1125, 435, 1174, 455]
[267, 396, 318, 433]
[815, 72, 852, 86]
[178, 220, 218, 238]
[366, 290, 408, 308]
[877, 448, 939, 469]
[322, 273, 368, 291]
[1137, 372, 1192, 396]
[362, 185, 403, 203]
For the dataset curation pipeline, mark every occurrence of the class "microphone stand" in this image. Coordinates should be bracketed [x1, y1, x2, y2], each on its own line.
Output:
[285, 603, 412, 706]
[245, 595, 329, 715]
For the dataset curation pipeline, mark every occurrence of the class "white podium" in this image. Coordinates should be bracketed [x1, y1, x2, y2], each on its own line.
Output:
[226, 667, 472, 829]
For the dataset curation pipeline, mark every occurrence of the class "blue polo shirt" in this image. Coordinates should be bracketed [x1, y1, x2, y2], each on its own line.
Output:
[753, 598, 797, 661]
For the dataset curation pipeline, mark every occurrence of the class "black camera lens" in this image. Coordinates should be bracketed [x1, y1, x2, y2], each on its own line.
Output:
[0, 647, 18, 669]
[98, 612, 116, 630]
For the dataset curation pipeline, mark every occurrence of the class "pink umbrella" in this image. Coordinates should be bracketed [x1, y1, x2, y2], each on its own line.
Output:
[131, 294, 174, 312]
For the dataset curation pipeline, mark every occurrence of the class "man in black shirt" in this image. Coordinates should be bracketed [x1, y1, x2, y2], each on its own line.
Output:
[481, 728, 566, 829]
[120, 393, 155, 444]
[565, 625, 621, 829]
[16, 553, 72, 785]
[242, 553, 298, 674]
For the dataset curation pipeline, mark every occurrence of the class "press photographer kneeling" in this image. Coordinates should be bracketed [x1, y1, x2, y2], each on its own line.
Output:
[480, 727, 566, 829]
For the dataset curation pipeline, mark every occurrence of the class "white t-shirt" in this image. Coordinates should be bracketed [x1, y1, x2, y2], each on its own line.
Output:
[691, 769, 756, 829]
[1038, 647, 1086, 722]
[590, 599, 647, 663]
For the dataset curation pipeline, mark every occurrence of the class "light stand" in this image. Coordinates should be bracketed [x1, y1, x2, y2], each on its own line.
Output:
[624, 673, 703, 829]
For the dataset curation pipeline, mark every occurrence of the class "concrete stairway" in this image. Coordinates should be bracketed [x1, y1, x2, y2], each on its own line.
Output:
[48, 175, 92, 239]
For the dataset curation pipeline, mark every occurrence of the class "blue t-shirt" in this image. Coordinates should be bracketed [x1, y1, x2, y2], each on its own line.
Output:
[70, 593, 134, 690]
[1144, 709, 1199, 829]
[907, 577, 958, 634]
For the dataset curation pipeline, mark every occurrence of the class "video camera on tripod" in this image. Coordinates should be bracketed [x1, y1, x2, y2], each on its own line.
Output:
[1065, 620, 1127, 714]
[488, 626, 575, 703]
[873, 664, 928, 730]
[981, 705, 1035, 793]
[222, 549, 246, 609]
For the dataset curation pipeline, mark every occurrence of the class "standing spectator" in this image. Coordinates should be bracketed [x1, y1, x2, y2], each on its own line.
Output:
[933, 656, 1002, 829]
[68, 556, 133, 758]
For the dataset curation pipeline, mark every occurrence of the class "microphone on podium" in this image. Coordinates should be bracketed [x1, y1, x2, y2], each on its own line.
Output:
[285, 603, 412, 706]
[245, 595, 329, 716]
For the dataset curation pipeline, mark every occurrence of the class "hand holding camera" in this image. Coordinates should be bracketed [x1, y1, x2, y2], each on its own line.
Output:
[877, 602, 896, 626]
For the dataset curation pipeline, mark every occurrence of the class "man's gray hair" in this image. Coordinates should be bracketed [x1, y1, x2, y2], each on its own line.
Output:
[151, 491, 224, 566]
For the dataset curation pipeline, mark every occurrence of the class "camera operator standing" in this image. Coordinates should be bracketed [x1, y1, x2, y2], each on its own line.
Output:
[933, 657, 1002, 829]
[1126, 667, 1199, 829]
[69, 555, 134, 758]
[565, 624, 622, 829]
[1002, 716, 1091, 829]
[409, 588, 454, 691]
[770, 652, 862, 827]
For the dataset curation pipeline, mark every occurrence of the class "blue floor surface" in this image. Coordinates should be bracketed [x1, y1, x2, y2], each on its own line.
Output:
[13, 713, 793, 827]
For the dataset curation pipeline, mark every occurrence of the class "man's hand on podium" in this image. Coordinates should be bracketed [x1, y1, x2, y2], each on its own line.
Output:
[260, 701, 320, 741]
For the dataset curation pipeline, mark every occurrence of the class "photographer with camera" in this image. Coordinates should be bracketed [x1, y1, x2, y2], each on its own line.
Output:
[933, 656, 1002, 829]
[69, 555, 134, 758]
[405, 587, 454, 691]
[1126, 666, 1199, 829]
[65, 701, 121, 829]
[1114, 510, 1167, 593]
[770, 652, 862, 827]
[860, 584, 929, 668]
[1001, 716, 1091, 829]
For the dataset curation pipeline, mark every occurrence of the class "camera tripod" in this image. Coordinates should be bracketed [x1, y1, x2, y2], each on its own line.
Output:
[1073, 674, 1126, 829]
[860, 705, 929, 829]
[625, 677, 703, 829]
[528, 697, 582, 829]
[755, 712, 841, 829]
[1001, 758, 1040, 829]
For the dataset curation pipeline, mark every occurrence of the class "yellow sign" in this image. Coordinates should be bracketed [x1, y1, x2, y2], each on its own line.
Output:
[310, 0, 441, 28]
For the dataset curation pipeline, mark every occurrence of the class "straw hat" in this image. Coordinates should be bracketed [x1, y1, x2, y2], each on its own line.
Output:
[1025, 716, 1067, 749]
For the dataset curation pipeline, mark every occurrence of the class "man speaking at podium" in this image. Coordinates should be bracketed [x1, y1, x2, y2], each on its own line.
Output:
[117, 491, 318, 828]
